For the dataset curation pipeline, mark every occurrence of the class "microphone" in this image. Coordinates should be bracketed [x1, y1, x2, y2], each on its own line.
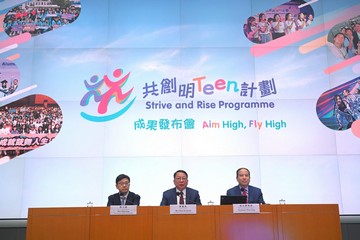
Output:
[119, 193, 140, 206]
[124, 195, 140, 205]
[182, 193, 201, 205]
[240, 188, 248, 204]
[176, 191, 186, 205]
[119, 192, 127, 205]
[119, 195, 126, 205]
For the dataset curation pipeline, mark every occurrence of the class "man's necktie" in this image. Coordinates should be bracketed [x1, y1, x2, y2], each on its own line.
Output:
[179, 191, 184, 204]
[241, 188, 248, 203]
[120, 196, 125, 205]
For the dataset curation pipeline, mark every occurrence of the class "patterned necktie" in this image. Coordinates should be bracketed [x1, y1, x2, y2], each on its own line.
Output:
[120, 196, 125, 205]
[179, 191, 184, 204]
[241, 188, 248, 203]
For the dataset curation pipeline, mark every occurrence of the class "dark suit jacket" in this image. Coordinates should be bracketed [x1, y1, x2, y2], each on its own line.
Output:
[107, 191, 140, 206]
[160, 187, 202, 206]
[353, 30, 359, 50]
[226, 185, 265, 204]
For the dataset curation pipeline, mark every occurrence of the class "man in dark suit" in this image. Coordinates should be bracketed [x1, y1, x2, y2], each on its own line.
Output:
[226, 167, 265, 204]
[107, 174, 140, 206]
[352, 23, 360, 51]
[160, 170, 202, 206]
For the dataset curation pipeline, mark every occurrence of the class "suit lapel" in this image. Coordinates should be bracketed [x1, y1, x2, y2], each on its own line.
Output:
[172, 188, 177, 204]
[115, 193, 121, 205]
[235, 186, 242, 195]
[126, 192, 132, 204]
[247, 187, 251, 203]
[185, 189, 190, 203]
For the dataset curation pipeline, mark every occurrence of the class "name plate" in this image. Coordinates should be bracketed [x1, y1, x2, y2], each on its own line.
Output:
[170, 204, 197, 214]
[233, 204, 260, 214]
[110, 205, 137, 215]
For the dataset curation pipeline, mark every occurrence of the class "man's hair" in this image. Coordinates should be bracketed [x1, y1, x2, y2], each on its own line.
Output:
[236, 167, 250, 177]
[333, 32, 345, 39]
[173, 170, 188, 179]
[115, 174, 130, 183]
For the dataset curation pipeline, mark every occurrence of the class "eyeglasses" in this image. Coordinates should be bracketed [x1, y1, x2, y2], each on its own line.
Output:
[175, 177, 188, 181]
[117, 182, 130, 186]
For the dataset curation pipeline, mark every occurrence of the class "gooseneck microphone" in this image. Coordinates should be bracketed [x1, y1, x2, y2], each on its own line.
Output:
[179, 193, 200, 205]
[119, 192, 140, 205]
[119, 192, 127, 205]
[176, 191, 186, 205]
[240, 187, 248, 204]
[123, 196, 139, 205]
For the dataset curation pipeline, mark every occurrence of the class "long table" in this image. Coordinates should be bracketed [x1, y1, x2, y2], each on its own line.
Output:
[26, 204, 342, 240]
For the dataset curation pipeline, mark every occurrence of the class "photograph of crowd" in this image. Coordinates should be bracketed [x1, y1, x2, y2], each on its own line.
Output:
[243, 0, 314, 44]
[327, 15, 360, 60]
[0, 94, 63, 160]
[316, 78, 360, 131]
[2, 0, 81, 37]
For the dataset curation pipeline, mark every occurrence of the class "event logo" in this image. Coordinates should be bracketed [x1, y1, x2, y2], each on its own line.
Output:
[135, 76, 281, 131]
[80, 68, 136, 122]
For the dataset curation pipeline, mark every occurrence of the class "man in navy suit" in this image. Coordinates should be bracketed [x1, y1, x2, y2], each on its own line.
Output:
[226, 167, 265, 204]
[107, 174, 141, 206]
[160, 170, 202, 206]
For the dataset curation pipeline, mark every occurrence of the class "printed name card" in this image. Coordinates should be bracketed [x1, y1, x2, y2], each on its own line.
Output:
[110, 205, 137, 215]
[170, 204, 197, 214]
[233, 204, 260, 214]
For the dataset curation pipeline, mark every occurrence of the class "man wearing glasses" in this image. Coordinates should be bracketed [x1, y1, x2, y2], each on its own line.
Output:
[107, 174, 141, 206]
[160, 170, 202, 206]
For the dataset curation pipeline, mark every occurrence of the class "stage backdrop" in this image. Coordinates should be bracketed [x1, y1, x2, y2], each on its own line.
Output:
[0, 0, 360, 218]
